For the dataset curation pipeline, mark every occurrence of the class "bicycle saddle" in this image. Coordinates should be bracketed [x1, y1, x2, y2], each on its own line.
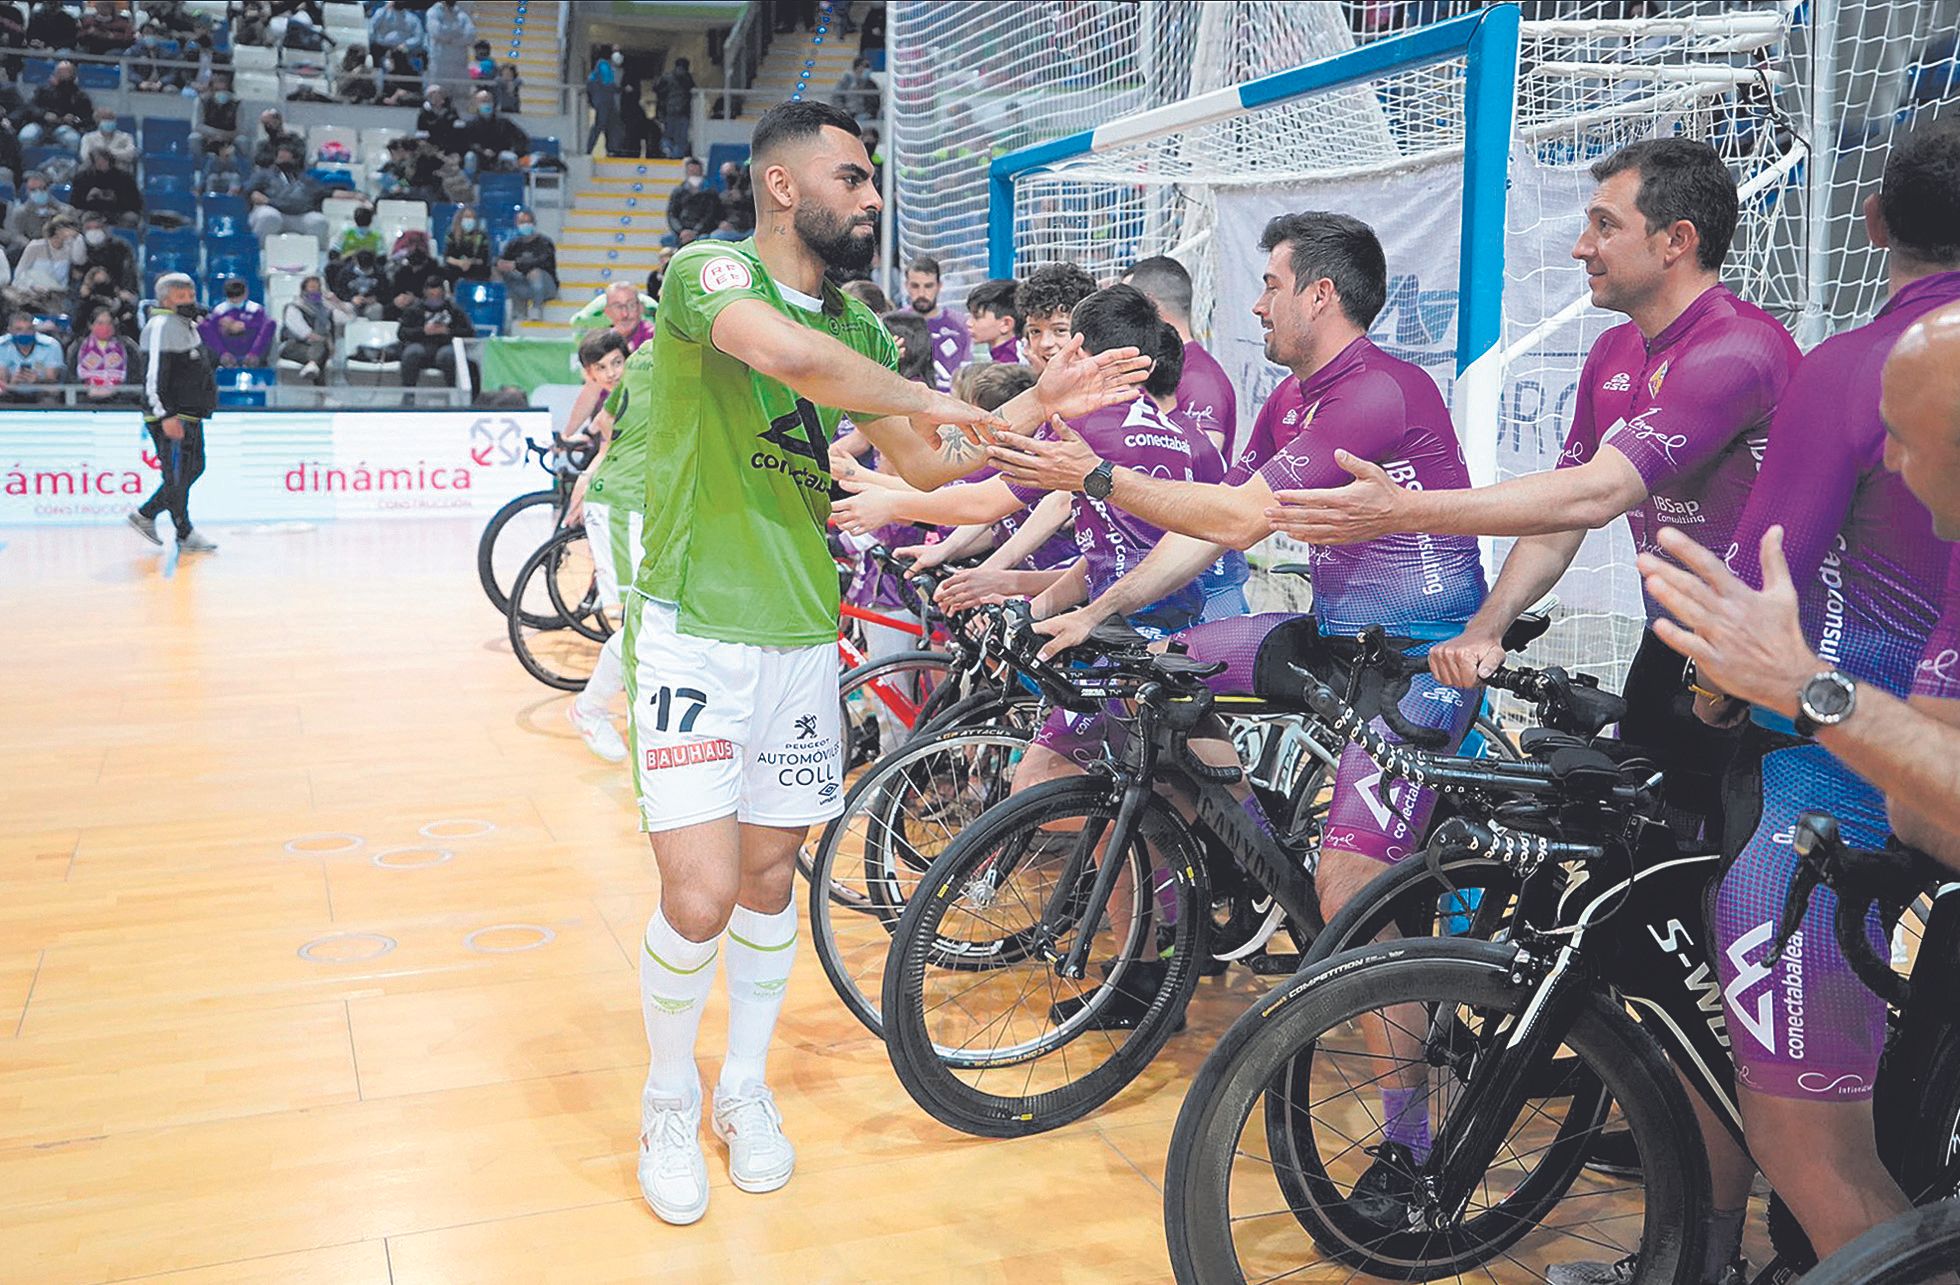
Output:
[1150, 653, 1229, 680]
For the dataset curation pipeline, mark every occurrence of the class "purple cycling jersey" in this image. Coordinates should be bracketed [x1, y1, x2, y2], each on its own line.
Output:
[926, 310, 972, 392]
[1557, 285, 1799, 622]
[989, 337, 1022, 364]
[1726, 272, 1960, 698]
[955, 461, 1080, 571]
[1914, 546, 1960, 702]
[1007, 393, 1208, 629]
[1224, 336, 1486, 634]
[1173, 339, 1241, 464]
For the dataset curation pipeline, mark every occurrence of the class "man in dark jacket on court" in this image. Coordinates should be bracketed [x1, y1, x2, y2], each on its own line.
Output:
[128, 274, 219, 553]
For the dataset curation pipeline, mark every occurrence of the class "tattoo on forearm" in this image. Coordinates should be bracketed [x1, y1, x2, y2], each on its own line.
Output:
[936, 424, 979, 463]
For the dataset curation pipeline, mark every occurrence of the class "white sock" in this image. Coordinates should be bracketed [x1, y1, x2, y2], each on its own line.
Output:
[718, 901, 797, 1096]
[640, 907, 719, 1108]
[576, 631, 625, 718]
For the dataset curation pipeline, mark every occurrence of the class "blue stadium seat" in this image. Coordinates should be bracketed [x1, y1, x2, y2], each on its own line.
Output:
[147, 227, 200, 258]
[111, 226, 139, 255]
[145, 156, 197, 186]
[143, 117, 193, 156]
[49, 181, 70, 204]
[145, 179, 195, 223]
[705, 143, 751, 187]
[23, 144, 64, 175]
[1909, 35, 1960, 108]
[429, 201, 462, 245]
[76, 62, 121, 91]
[216, 366, 276, 408]
[458, 281, 507, 336]
[20, 56, 55, 85]
[532, 136, 561, 159]
[33, 312, 70, 337]
[206, 246, 261, 284]
[0, 180, 14, 205]
[475, 172, 524, 209]
[200, 193, 248, 231]
[308, 166, 358, 193]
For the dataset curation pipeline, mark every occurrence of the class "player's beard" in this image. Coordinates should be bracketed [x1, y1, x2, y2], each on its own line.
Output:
[796, 203, 877, 272]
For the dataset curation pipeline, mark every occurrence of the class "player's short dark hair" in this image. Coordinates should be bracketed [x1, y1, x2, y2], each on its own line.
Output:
[1881, 118, 1960, 266]
[1144, 321, 1184, 400]
[1068, 283, 1161, 362]
[882, 310, 933, 383]
[1259, 212, 1388, 328]
[1123, 255, 1194, 322]
[965, 278, 1019, 330]
[1019, 262, 1098, 323]
[1591, 137, 1738, 272]
[751, 99, 861, 163]
[968, 362, 1035, 412]
[578, 328, 629, 369]
[907, 256, 941, 280]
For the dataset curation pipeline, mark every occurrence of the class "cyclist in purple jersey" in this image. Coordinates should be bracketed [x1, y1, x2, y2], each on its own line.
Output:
[1270, 140, 1795, 865]
[903, 255, 970, 391]
[1123, 256, 1241, 461]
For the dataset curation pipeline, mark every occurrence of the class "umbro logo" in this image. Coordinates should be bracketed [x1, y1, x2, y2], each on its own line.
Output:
[1602, 371, 1631, 392]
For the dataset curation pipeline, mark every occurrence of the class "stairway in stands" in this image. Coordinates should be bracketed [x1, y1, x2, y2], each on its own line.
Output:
[519, 156, 688, 332]
[742, 2, 862, 108]
[469, 0, 561, 103]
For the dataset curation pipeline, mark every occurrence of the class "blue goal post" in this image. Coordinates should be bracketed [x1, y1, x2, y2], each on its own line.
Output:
[985, 5, 1523, 475]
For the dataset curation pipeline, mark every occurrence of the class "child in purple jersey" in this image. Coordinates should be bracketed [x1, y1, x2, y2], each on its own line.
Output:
[903, 255, 970, 391]
[1123, 255, 1243, 462]
[964, 278, 1022, 366]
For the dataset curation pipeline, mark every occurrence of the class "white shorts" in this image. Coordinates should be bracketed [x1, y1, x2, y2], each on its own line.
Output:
[624, 595, 844, 832]
[580, 500, 644, 613]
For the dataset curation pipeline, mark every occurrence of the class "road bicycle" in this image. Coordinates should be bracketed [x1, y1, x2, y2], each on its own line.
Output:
[478, 435, 592, 620]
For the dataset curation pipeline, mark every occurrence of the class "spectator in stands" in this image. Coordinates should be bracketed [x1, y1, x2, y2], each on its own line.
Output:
[378, 47, 421, 107]
[0, 310, 62, 401]
[232, 1, 271, 45]
[9, 214, 78, 312]
[200, 138, 245, 196]
[23, 2, 77, 51]
[586, 46, 621, 155]
[278, 273, 343, 383]
[397, 274, 475, 389]
[665, 156, 719, 245]
[245, 143, 329, 244]
[441, 203, 490, 284]
[0, 3, 28, 56]
[881, 309, 932, 384]
[73, 153, 138, 227]
[76, 262, 135, 337]
[418, 84, 463, 156]
[68, 305, 139, 402]
[469, 39, 495, 82]
[76, 0, 133, 56]
[385, 230, 442, 315]
[79, 213, 133, 292]
[333, 202, 380, 259]
[145, 0, 200, 37]
[833, 57, 878, 126]
[18, 60, 92, 150]
[198, 277, 274, 369]
[1, 172, 70, 255]
[78, 106, 134, 172]
[129, 22, 182, 94]
[858, 3, 885, 56]
[462, 87, 528, 174]
[279, 10, 329, 59]
[335, 43, 377, 104]
[497, 207, 556, 320]
[715, 160, 753, 238]
[191, 71, 239, 157]
[378, 134, 442, 202]
[655, 56, 693, 159]
[840, 279, 889, 313]
[618, 79, 650, 159]
[0, 116, 22, 190]
[250, 108, 303, 168]
[425, 0, 475, 91]
[185, 27, 224, 87]
[492, 61, 521, 114]
[326, 245, 385, 319]
[367, 1, 425, 66]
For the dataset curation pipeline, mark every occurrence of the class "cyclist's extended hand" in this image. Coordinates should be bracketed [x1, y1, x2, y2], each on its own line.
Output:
[1266, 450, 1411, 545]
[988, 415, 1101, 492]
[1429, 625, 1505, 687]
[1642, 526, 1819, 719]
[832, 481, 901, 535]
[896, 541, 949, 570]
[1032, 607, 1101, 661]
[1034, 332, 1153, 421]
[936, 567, 1019, 612]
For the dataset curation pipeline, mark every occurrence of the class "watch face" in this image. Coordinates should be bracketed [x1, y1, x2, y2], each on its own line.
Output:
[1804, 673, 1855, 719]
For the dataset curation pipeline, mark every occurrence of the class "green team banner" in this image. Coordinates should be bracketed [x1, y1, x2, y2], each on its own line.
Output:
[481, 338, 582, 398]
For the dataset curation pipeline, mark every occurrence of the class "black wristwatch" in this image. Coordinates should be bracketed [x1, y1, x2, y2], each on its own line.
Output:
[1083, 459, 1115, 499]
[1793, 669, 1857, 737]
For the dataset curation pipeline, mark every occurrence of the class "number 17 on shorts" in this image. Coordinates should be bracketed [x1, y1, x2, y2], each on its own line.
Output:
[625, 596, 845, 832]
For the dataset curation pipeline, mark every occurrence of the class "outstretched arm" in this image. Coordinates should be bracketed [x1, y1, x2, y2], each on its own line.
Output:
[1031, 533, 1224, 658]
[832, 474, 1024, 532]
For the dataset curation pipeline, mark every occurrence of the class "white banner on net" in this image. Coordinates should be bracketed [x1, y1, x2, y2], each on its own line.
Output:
[1210, 148, 1643, 639]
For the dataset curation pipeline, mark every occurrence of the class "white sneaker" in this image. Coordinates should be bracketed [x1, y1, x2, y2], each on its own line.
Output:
[638, 1093, 709, 1225]
[711, 1083, 796, 1194]
[566, 702, 627, 762]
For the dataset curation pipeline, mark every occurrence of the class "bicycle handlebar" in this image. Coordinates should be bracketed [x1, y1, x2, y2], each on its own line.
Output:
[1429, 815, 1606, 874]
[1772, 812, 1939, 1010]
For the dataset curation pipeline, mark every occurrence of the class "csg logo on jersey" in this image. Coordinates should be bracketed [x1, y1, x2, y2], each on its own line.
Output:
[699, 256, 753, 294]
[1602, 371, 1631, 392]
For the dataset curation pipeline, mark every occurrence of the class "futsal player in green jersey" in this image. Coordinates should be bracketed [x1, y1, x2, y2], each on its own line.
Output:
[625, 100, 1152, 1225]
[563, 328, 637, 761]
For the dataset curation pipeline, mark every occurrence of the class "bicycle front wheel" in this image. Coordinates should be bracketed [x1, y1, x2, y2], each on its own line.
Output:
[838, 651, 954, 772]
[507, 527, 604, 691]
[478, 488, 562, 618]
[1165, 938, 1707, 1285]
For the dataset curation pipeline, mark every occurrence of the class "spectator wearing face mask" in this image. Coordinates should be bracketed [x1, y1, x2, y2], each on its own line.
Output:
[497, 209, 557, 320]
[654, 56, 694, 158]
[714, 161, 753, 239]
[385, 231, 442, 318]
[78, 107, 136, 170]
[469, 39, 495, 82]
[586, 47, 623, 155]
[461, 88, 528, 174]
[2, 173, 71, 256]
[18, 59, 93, 150]
[193, 72, 240, 157]
[424, 0, 475, 92]
[76, 0, 134, 56]
[79, 212, 136, 292]
[74, 151, 142, 227]
[0, 310, 62, 402]
[129, 22, 184, 94]
[6, 213, 77, 313]
[198, 278, 274, 368]
[367, 1, 426, 65]
[200, 138, 246, 197]
[326, 246, 385, 320]
[418, 85, 464, 157]
[442, 204, 491, 283]
[245, 143, 329, 244]
[334, 203, 381, 259]
[664, 157, 719, 246]
[68, 305, 141, 403]
[397, 275, 476, 390]
[279, 273, 344, 383]
[76, 263, 137, 338]
[379, 135, 444, 203]
[250, 109, 304, 168]
[336, 43, 378, 104]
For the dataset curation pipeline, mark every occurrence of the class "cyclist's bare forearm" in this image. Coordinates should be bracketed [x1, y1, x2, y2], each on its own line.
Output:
[1107, 468, 1274, 550]
[1465, 528, 1586, 640]
[981, 491, 1071, 571]
[1030, 561, 1089, 618]
[1084, 533, 1224, 624]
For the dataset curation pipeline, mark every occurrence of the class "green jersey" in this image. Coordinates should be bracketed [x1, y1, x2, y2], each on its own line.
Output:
[587, 344, 652, 512]
[632, 238, 897, 646]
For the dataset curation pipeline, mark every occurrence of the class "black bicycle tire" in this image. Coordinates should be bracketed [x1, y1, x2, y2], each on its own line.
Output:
[478, 488, 561, 617]
[1164, 938, 1707, 1285]
[542, 533, 611, 643]
[838, 651, 956, 772]
[1801, 1199, 1960, 1285]
[506, 528, 599, 692]
[808, 726, 1033, 1039]
[881, 775, 1209, 1138]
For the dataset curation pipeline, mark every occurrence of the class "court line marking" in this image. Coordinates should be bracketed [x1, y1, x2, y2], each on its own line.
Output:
[463, 924, 557, 955]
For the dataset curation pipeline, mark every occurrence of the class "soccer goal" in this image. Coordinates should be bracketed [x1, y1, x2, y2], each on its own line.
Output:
[893, 0, 1958, 689]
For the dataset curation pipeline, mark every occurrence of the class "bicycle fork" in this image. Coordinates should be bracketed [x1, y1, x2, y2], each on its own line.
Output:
[1043, 775, 1152, 982]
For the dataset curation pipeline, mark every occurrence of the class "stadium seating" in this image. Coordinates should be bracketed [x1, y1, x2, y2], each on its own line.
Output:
[458, 281, 508, 336]
[264, 233, 322, 278]
[143, 117, 193, 157]
[201, 195, 249, 238]
[145, 156, 197, 187]
[76, 62, 120, 91]
[476, 172, 526, 211]
[344, 319, 402, 383]
[215, 366, 275, 408]
[429, 201, 463, 245]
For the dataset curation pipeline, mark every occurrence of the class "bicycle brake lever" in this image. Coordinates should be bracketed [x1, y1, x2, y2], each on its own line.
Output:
[1771, 813, 1837, 964]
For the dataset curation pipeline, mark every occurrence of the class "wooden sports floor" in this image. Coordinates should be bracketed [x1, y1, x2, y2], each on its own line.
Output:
[2, 519, 1760, 1284]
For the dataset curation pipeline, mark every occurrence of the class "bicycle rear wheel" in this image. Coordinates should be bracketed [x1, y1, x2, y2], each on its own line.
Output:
[507, 527, 604, 691]
[809, 726, 1032, 1037]
[1165, 938, 1706, 1285]
[881, 776, 1208, 1138]
[478, 489, 561, 619]
[1802, 1200, 1960, 1285]
[839, 652, 954, 772]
